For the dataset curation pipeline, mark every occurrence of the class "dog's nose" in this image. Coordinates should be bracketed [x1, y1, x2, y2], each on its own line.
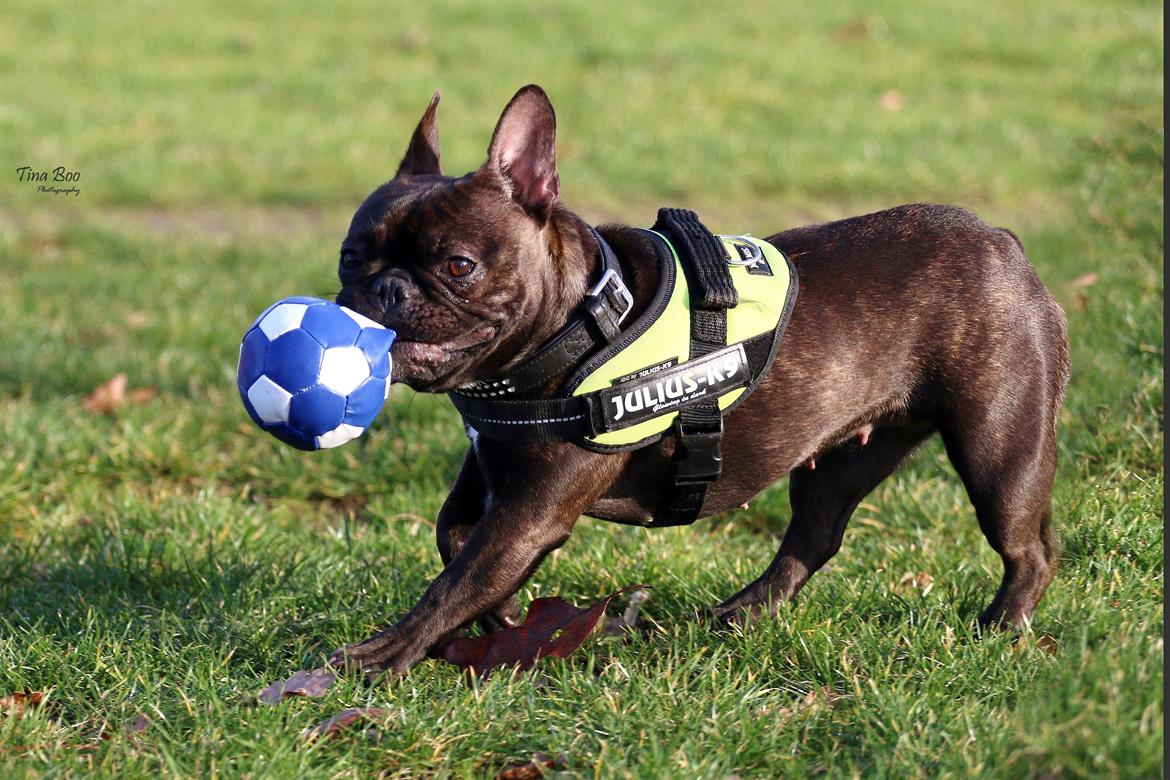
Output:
[372, 276, 407, 313]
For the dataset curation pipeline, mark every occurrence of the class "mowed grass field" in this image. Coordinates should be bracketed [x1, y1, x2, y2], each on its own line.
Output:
[0, 1, 1162, 777]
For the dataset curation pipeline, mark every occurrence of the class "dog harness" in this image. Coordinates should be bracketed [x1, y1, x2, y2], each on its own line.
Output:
[450, 209, 798, 525]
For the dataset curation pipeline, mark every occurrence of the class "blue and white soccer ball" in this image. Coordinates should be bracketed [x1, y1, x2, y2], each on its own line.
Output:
[237, 296, 395, 451]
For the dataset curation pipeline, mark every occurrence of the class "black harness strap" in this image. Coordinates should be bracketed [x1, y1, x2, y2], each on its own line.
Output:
[450, 331, 776, 446]
[450, 393, 596, 443]
[651, 208, 738, 525]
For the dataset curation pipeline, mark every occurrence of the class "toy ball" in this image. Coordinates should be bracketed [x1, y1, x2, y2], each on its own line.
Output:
[237, 296, 395, 451]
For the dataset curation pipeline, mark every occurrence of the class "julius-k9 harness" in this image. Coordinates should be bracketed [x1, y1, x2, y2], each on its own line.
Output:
[451, 208, 798, 526]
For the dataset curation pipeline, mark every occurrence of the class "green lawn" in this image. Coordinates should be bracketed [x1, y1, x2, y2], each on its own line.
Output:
[0, 1, 1163, 777]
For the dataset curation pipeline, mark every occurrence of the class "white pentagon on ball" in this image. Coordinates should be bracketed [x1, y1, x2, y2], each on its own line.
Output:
[340, 306, 383, 330]
[319, 346, 371, 395]
[258, 302, 309, 340]
[316, 422, 365, 449]
[246, 375, 292, 423]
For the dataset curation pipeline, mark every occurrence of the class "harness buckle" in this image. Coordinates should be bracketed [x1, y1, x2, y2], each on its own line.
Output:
[673, 416, 724, 484]
[588, 268, 634, 325]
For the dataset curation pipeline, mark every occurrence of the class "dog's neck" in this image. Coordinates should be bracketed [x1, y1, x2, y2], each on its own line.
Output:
[469, 210, 664, 399]
[511, 216, 663, 399]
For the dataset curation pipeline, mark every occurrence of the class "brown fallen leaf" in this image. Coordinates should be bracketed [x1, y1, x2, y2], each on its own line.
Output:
[1014, 634, 1059, 655]
[127, 388, 157, 403]
[257, 667, 336, 705]
[898, 571, 935, 596]
[1035, 635, 1059, 654]
[124, 311, 151, 330]
[879, 89, 904, 112]
[0, 691, 45, 718]
[497, 752, 565, 779]
[834, 15, 882, 43]
[300, 707, 386, 741]
[1067, 271, 1100, 310]
[83, 373, 157, 414]
[123, 713, 150, 738]
[798, 686, 838, 715]
[441, 587, 645, 679]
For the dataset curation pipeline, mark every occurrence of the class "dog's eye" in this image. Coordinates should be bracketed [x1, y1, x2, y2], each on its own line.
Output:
[445, 256, 476, 278]
[340, 252, 363, 271]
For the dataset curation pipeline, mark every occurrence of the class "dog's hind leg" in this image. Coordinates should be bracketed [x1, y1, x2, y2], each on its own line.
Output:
[936, 270, 1067, 629]
[714, 422, 933, 623]
[938, 379, 1062, 629]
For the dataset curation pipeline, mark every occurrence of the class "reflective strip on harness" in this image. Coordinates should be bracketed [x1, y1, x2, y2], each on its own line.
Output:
[449, 394, 596, 443]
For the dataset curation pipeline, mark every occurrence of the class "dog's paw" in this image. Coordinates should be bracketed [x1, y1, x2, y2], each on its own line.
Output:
[709, 599, 770, 630]
[329, 630, 419, 683]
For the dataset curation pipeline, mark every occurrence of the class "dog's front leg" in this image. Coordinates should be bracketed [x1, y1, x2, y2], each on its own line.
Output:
[330, 501, 577, 678]
[435, 449, 521, 632]
[330, 445, 618, 679]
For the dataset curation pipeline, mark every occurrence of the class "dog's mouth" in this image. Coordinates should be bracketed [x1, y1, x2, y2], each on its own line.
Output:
[391, 324, 497, 387]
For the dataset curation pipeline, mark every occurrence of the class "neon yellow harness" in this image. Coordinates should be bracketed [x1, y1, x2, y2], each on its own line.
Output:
[569, 232, 795, 449]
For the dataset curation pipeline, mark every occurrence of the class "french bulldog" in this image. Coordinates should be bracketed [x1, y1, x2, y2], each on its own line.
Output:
[332, 85, 1070, 678]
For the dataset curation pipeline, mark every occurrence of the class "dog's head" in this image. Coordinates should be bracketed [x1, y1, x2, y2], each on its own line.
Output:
[336, 86, 593, 392]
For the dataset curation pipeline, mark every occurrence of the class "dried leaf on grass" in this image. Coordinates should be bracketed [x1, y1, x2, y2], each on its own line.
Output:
[123, 713, 150, 737]
[898, 571, 935, 595]
[1014, 634, 1060, 655]
[0, 691, 46, 718]
[257, 667, 336, 705]
[496, 752, 566, 779]
[800, 686, 837, 713]
[300, 707, 386, 741]
[441, 586, 645, 679]
[879, 89, 904, 112]
[1067, 271, 1100, 310]
[83, 373, 157, 414]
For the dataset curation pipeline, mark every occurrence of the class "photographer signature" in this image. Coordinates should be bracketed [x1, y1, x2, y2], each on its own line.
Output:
[16, 165, 82, 197]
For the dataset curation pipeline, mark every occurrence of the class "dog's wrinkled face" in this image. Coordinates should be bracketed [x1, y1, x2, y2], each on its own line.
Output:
[336, 87, 587, 392]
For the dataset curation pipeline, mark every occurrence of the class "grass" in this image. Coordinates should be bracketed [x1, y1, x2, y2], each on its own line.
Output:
[0, 0, 1163, 777]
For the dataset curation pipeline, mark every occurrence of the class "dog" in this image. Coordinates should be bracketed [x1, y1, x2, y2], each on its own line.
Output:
[332, 85, 1070, 678]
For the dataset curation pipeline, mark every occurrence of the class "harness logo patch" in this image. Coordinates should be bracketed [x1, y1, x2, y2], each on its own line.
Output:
[601, 343, 750, 429]
[723, 236, 773, 276]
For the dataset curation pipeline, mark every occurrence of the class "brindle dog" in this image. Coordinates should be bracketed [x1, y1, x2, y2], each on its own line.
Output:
[332, 85, 1070, 678]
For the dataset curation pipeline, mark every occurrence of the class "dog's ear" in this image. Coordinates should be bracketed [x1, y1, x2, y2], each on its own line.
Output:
[482, 84, 559, 217]
[395, 91, 442, 177]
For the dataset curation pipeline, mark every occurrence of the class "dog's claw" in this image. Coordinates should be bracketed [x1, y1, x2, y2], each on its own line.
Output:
[709, 599, 767, 629]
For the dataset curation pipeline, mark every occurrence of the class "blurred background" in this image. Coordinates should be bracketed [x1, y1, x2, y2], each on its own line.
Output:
[0, 1, 1162, 777]
[1, 2, 1158, 214]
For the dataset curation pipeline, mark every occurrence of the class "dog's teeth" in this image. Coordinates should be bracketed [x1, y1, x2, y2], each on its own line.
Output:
[739, 502, 750, 510]
[807, 458, 816, 470]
